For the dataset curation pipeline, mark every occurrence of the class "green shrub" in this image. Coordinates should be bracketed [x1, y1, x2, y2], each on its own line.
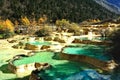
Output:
[44, 37, 53, 41]
[35, 26, 52, 37]
[53, 37, 60, 41]
[67, 23, 80, 35]
[0, 29, 14, 39]
[0, 34, 3, 39]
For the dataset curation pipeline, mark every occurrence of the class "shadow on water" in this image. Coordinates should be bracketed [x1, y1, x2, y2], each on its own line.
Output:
[39, 61, 99, 80]
[0, 64, 11, 73]
[111, 65, 120, 80]
[52, 52, 61, 60]
[6, 76, 29, 80]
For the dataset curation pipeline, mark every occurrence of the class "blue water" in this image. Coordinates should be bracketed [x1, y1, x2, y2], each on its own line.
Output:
[37, 69, 111, 80]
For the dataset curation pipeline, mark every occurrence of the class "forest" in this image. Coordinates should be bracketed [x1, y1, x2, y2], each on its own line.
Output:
[0, 0, 119, 23]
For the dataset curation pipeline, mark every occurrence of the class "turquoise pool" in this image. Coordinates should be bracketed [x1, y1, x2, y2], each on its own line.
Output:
[27, 41, 51, 46]
[63, 44, 111, 61]
[79, 36, 108, 41]
[13, 52, 97, 75]
[24, 52, 109, 80]
[13, 44, 112, 80]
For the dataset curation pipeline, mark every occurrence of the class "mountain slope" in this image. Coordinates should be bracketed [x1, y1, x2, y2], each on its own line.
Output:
[0, 0, 119, 22]
[94, 0, 120, 14]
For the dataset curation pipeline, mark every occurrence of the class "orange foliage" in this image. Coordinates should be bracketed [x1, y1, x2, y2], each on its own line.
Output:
[38, 15, 47, 24]
[0, 19, 14, 32]
[38, 17, 44, 24]
[93, 19, 100, 22]
[31, 18, 37, 26]
[88, 19, 101, 23]
[21, 16, 30, 26]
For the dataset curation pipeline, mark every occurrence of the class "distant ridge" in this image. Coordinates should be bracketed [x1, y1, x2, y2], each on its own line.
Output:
[106, 0, 120, 9]
[93, 0, 120, 14]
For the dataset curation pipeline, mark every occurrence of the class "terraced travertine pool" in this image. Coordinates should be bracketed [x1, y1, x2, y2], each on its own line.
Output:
[14, 51, 111, 80]
[13, 51, 93, 68]
[13, 44, 111, 66]
[27, 41, 51, 46]
[62, 44, 111, 61]
[78, 36, 108, 41]
[12, 43, 112, 80]
[13, 51, 98, 75]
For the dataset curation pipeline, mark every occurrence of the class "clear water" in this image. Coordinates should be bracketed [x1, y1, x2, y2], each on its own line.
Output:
[27, 41, 51, 46]
[63, 45, 111, 61]
[13, 48, 111, 80]
[38, 69, 111, 80]
[13, 52, 96, 76]
[13, 44, 111, 66]
[79, 36, 108, 41]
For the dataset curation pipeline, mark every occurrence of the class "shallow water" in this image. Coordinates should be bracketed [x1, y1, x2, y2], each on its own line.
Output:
[79, 36, 108, 41]
[12, 43, 112, 80]
[27, 41, 51, 46]
[63, 44, 111, 61]
[13, 52, 98, 75]
[13, 51, 112, 80]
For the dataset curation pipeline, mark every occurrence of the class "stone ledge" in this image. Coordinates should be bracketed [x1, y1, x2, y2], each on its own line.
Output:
[72, 38, 111, 46]
[59, 52, 117, 71]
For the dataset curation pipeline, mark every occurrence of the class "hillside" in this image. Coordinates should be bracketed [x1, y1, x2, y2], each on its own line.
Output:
[0, 0, 119, 22]
[94, 0, 120, 14]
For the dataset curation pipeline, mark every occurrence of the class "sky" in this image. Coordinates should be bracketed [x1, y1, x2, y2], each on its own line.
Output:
[106, 0, 120, 8]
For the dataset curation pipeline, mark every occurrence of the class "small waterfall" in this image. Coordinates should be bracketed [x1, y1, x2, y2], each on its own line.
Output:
[29, 37, 35, 43]
[88, 31, 93, 40]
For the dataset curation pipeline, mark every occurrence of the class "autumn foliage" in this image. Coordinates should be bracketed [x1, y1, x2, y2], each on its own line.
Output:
[38, 15, 47, 24]
[0, 19, 14, 38]
[21, 16, 30, 26]
[0, 19, 14, 32]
